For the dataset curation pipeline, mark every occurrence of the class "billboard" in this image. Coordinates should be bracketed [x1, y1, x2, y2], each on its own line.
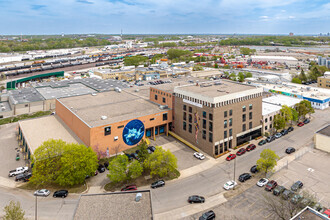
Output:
[122, 119, 145, 146]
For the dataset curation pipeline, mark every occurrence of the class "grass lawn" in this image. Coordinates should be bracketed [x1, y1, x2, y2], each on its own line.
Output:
[18, 181, 87, 194]
[0, 111, 52, 126]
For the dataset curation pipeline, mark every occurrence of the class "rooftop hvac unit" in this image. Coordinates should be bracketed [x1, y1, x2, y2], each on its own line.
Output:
[1, 107, 5, 110]
[91, 93, 97, 96]
[200, 83, 212, 87]
[101, 116, 107, 120]
[159, 105, 168, 110]
[115, 87, 121, 93]
[214, 81, 222, 85]
[135, 89, 140, 92]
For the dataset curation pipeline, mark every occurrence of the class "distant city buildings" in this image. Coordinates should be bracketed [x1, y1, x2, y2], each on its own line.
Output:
[318, 56, 330, 69]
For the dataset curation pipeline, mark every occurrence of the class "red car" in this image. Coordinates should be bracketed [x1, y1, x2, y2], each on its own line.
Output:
[297, 122, 304, 127]
[226, 154, 236, 161]
[246, 144, 256, 151]
[265, 180, 277, 191]
[121, 185, 137, 191]
[236, 148, 246, 156]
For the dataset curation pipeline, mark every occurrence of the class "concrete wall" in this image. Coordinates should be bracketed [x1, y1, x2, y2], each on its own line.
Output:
[43, 99, 56, 111]
[13, 101, 44, 115]
[314, 133, 330, 153]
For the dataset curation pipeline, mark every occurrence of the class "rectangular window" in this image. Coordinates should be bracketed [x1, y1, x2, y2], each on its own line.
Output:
[202, 130, 206, 139]
[224, 111, 227, 117]
[249, 112, 252, 120]
[265, 118, 268, 123]
[229, 118, 232, 126]
[189, 114, 192, 123]
[270, 124, 272, 129]
[163, 113, 168, 121]
[183, 105, 186, 111]
[215, 145, 218, 155]
[229, 109, 232, 116]
[229, 128, 232, 136]
[270, 116, 272, 121]
[183, 112, 186, 121]
[209, 132, 213, 142]
[189, 106, 192, 113]
[183, 121, 186, 130]
[242, 114, 246, 122]
[224, 120, 227, 128]
[104, 126, 111, 136]
[220, 143, 223, 154]
[242, 106, 246, 112]
[25, 104, 28, 107]
[209, 113, 213, 121]
[249, 122, 252, 129]
[224, 130, 227, 138]
[203, 119, 206, 129]
[203, 111, 207, 118]
[189, 124, 192, 133]
[162, 97, 166, 103]
[155, 94, 158, 100]
[249, 104, 253, 110]
[209, 121, 213, 132]
[242, 124, 246, 131]
[117, 125, 124, 128]
[150, 118, 155, 121]
[265, 125, 268, 130]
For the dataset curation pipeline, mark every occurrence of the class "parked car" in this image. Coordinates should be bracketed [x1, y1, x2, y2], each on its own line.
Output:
[323, 209, 330, 218]
[238, 173, 251, 182]
[125, 153, 133, 160]
[223, 180, 237, 190]
[257, 178, 269, 187]
[188, 195, 205, 203]
[104, 161, 109, 170]
[97, 164, 105, 173]
[299, 198, 312, 208]
[285, 147, 296, 154]
[273, 186, 286, 196]
[22, 173, 32, 182]
[53, 190, 68, 198]
[303, 118, 310, 124]
[288, 127, 294, 132]
[15, 172, 31, 182]
[226, 154, 236, 161]
[291, 194, 303, 204]
[199, 210, 215, 220]
[266, 136, 275, 143]
[131, 153, 139, 160]
[147, 146, 156, 153]
[250, 165, 259, 173]
[297, 122, 304, 127]
[291, 181, 303, 191]
[151, 180, 165, 189]
[121, 185, 137, 191]
[194, 152, 205, 160]
[265, 180, 278, 191]
[8, 166, 29, 177]
[236, 148, 246, 156]
[282, 189, 294, 200]
[274, 133, 282, 139]
[34, 189, 50, 197]
[246, 144, 256, 151]
[258, 139, 267, 146]
[281, 129, 288, 136]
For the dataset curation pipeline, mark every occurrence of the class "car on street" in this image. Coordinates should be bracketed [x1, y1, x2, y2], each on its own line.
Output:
[188, 195, 205, 203]
[238, 173, 251, 182]
[236, 148, 246, 156]
[273, 185, 286, 196]
[266, 136, 275, 143]
[250, 165, 259, 173]
[53, 190, 68, 198]
[97, 164, 105, 173]
[274, 132, 282, 139]
[199, 210, 216, 220]
[303, 118, 310, 124]
[257, 178, 269, 187]
[223, 180, 237, 190]
[297, 122, 304, 127]
[147, 146, 156, 154]
[265, 180, 278, 191]
[34, 189, 50, 197]
[151, 180, 165, 189]
[258, 139, 267, 145]
[282, 189, 294, 200]
[285, 147, 296, 154]
[15, 172, 31, 182]
[121, 185, 137, 191]
[246, 144, 256, 151]
[194, 152, 205, 160]
[291, 194, 303, 204]
[281, 129, 288, 136]
[226, 154, 236, 161]
[291, 181, 303, 191]
[288, 127, 294, 132]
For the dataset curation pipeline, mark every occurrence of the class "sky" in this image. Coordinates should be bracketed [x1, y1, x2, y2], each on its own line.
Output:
[0, 0, 329, 35]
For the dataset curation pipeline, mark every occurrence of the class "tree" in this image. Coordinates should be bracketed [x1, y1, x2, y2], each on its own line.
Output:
[299, 69, 307, 82]
[137, 140, 149, 163]
[214, 63, 218, 68]
[273, 114, 286, 131]
[244, 72, 252, 78]
[239, 47, 256, 55]
[229, 73, 236, 81]
[167, 49, 191, 60]
[124, 55, 148, 67]
[256, 149, 279, 175]
[291, 78, 302, 84]
[290, 108, 298, 124]
[30, 139, 98, 186]
[144, 146, 178, 178]
[238, 72, 245, 82]
[3, 201, 25, 220]
[295, 100, 314, 120]
[280, 105, 293, 125]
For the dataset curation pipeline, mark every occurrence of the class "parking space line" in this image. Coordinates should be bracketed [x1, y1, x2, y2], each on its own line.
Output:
[264, 212, 273, 219]
[246, 200, 257, 209]
[233, 198, 248, 208]
[251, 208, 263, 217]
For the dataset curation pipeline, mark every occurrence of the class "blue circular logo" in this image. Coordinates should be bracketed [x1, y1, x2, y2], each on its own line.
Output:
[122, 119, 145, 146]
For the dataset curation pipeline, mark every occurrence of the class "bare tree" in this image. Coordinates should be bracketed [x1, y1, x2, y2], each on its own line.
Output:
[113, 144, 123, 156]
[94, 144, 107, 160]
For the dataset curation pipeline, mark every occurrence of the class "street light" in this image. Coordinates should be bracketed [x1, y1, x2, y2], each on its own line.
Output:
[233, 157, 237, 189]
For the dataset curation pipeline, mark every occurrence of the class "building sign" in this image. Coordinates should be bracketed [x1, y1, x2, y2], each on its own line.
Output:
[183, 99, 203, 108]
[268, 89, 303, 99]
[122, 119, 145, 146]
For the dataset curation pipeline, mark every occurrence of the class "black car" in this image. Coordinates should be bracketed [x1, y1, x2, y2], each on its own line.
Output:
[97, 164, 105, 173]
[285, 147, 296, 154]
[151, 180, 165, 189]
[125, 153, 133, 160]
[303, 118, 310, 124]
[291, 181, 303, 191]
[22, 173, 32, 182]
[131, 153, 139, 160]
[266, 136, 275, 143]
[104, 161, 109, 170]
[281, 129, 288, 136]
[282, 189, 294, 200]
[53, 190, 68, 198]
[258, 140, 267, 146]
[239, 173, 251, 182]
[288, 127, 294, 132]
[188, 195, 205, 203]
[273, 185, 286, 196]
[15, 172, 32, 182]
[250, 165, 259, 173]
[147, 146, 156, 153]
[199, 210, 215, 220]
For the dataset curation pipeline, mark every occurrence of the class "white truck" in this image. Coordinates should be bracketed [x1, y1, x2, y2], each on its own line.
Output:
[8, 167, 29, 177]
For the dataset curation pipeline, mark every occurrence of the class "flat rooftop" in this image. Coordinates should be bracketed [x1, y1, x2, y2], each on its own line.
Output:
[58, 90, 167, 127]
[262, 102, 282, 116]
[251, 55, 298, 61]
[263, 95, 301, 107]
[0, 101, 12, 113]
[73, 191, 152, 220]
[8, 87, 44, 105]
[19, 115, 83, 154]
[291, 206, 328, 220]
[316, 124, 330, 137]
[150, 77, 209, 93]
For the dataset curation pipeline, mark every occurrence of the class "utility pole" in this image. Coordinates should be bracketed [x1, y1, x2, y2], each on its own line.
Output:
[35, 195, 37, 220]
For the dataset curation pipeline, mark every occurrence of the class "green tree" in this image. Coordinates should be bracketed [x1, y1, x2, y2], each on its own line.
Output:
[137, 140, 149, 163]
[167, 49, 191, 60]
[124, 55, 148, 67]
[244, 72, 253, 78]
[295, 100, 314, 120]
[240, 47, 256, 55]
[273, 114, 286, 131]
[291, 78, 302, 84]
[3, 201, 25, 220]
[214, 63, 218, 68]
[229, 73, 236, 81]
[144, 146, 178, 178]
[256, 149, 279, 175]
[30, 139, 98, 186]
[290, 108, 298, 124]
[280, 105, 293, 125]
[299, 69, 307, 82]
[127, 160, 143, 179]
[238, 72, 245, 82]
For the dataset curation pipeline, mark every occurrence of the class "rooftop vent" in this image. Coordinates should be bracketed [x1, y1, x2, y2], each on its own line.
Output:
[135, 89, 140, 92]
[200, 83, 212, 87]
[101, 116, 107, 120]
[115, 87, 121, 93]
[135, 193, 142, 202]
[214, 81, 222, 85]
[159, 105, 168, 110]
[91, 93, 97, 96]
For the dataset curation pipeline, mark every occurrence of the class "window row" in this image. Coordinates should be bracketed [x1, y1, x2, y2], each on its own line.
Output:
[151, 89, 171, 97]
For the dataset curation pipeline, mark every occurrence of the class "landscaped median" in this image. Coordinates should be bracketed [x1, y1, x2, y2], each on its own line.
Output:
[0, 111, 51, 126]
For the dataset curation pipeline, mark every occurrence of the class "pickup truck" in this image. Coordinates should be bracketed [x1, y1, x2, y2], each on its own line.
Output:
[8, 167, 28, 177]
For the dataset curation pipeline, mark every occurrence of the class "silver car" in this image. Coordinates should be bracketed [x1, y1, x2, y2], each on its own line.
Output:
[34, 189, 50, 197]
